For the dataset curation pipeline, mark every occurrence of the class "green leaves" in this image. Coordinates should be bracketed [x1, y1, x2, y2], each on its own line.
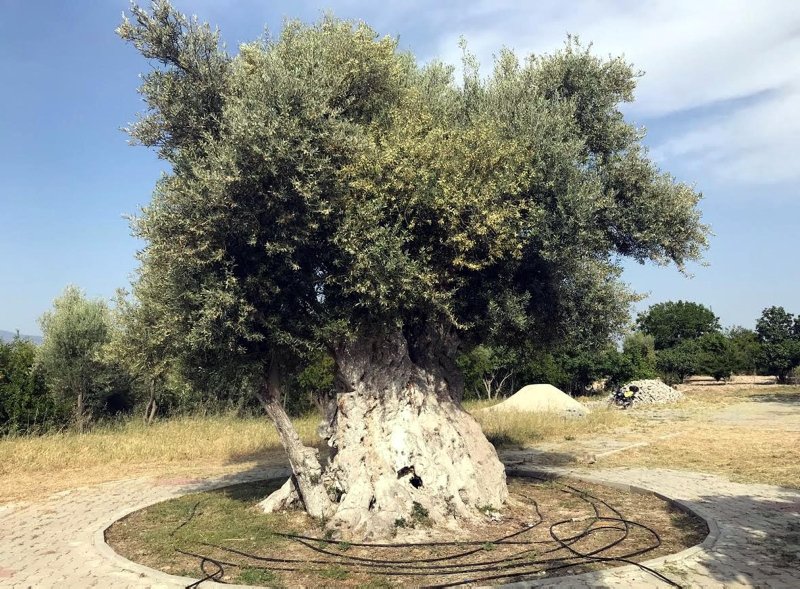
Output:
[120, 4, 709, 391]
[637, 301, 721, 350]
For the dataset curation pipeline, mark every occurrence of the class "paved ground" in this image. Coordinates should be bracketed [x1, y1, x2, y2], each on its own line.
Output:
[1, 392, 799, 588]
[0, 461, 798, 589]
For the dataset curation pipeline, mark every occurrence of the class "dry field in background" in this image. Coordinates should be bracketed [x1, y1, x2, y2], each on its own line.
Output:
[602, 382, 800, 488]
[1, 379, 798, 503]
[0, 415, 318, 503]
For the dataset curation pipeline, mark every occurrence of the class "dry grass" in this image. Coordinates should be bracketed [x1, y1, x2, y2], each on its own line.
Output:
[602, 424, 800, 488]
[0, 413, 318, 503]
[0, 402, 626, 503]
[678, 383, 800, 405]
[2, 384, 797, 503]
[469, 401, 628, 447]
[600, 383, 800, 488]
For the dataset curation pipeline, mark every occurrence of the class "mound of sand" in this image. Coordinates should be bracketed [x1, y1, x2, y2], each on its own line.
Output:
[608, 379, 683, 408]
[486, 384, 590, 417]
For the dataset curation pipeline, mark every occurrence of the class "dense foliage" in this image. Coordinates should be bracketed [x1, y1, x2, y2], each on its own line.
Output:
[756, 306, 800, 382]
[0, 336, 65, 434]
[37, 286, 119, 429]
[637, 300, 720, 350]
[117, 2, 708, 405]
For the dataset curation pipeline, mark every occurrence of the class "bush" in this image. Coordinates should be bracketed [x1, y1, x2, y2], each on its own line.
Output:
[0, 337, 68, 434]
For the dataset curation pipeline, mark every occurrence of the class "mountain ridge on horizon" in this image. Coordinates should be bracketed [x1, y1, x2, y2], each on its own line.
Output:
[0, 329, 43, 344]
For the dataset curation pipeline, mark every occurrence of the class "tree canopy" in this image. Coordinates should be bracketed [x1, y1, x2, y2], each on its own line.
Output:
[637, 300, 720, 350]
[755, 306, 799, 382]
[119, 2, 708, 391]
[37, 285, 112, 429]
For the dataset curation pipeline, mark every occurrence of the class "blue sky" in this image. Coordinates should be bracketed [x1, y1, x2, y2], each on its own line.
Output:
[1, 0, 798, 335]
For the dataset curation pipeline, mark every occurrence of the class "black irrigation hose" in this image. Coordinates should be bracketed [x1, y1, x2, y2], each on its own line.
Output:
[177, 478, 683, 589]
[270, 494, 545, 549]
[183, 554, 226, 588]
[170, 500, 203, 537]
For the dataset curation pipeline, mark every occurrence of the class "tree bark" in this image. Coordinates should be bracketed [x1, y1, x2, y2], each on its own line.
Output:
[76, 386, 85, 433]
[258, 362, 335, 520]
[259, 328, 508, 540]
[143, 379, 157, 425]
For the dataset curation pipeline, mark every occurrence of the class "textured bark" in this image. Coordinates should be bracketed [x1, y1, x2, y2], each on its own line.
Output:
[260, 329, 508, 539]
[258, 364, 335, 520]
[143, 380, 157, 425]
[76, 386, 85, 433]
[257, 476, 300, 512]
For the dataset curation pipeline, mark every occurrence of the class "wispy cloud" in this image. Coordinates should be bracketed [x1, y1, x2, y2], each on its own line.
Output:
[169, 0, 800, 188]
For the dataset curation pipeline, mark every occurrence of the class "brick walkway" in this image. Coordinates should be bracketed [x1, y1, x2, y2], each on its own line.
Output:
[1, 462, 797, 589]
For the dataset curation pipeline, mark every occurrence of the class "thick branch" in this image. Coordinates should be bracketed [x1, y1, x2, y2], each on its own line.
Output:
[259, 364, 334, 519]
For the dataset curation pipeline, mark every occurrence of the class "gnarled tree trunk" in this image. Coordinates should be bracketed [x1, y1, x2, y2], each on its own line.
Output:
[259, 329, 508, 540]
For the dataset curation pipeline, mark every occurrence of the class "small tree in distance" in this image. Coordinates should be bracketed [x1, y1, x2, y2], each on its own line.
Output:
[756, 306, 799, 382]
[105, 288, 174, 424]
[118, 2, 708, 538]
[37, 286, 111, 431]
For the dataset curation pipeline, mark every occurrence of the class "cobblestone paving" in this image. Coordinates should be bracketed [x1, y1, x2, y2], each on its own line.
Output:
[1, 463, 797, 588]
[506, 466, 800, 588]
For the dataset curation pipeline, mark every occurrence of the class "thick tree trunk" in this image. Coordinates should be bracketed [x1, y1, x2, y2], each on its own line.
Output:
[259, 329, 508, 540]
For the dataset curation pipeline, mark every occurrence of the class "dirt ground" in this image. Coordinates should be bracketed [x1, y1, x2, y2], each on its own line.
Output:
[106, 476, 706, 588]
[532, 378, 800, 489]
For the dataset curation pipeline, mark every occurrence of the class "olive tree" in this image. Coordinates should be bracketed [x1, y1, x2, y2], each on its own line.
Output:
[37, 286, 111, 431]
[118, 2, 707, 538]
[105, 288, 173, 424]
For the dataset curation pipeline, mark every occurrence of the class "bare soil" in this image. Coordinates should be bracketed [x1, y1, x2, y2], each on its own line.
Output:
[106, 476, 707, 588]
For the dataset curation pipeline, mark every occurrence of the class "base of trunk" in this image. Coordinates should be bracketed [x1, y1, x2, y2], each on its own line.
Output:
[326, 389, 507, 539]
[257, 477, 300, 512]
[260, 331, 508, 540]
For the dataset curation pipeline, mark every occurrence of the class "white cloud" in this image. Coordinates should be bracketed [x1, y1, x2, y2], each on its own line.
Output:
[419, 0, 800, 187]
[171, 0, 800, 188]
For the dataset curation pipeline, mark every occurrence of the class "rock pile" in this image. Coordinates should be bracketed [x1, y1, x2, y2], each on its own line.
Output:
[609, 379, 683, 408]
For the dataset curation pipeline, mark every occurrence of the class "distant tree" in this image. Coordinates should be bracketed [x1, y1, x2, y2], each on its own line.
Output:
[637, 301, 720, 350]
[105, 288, 175, 424]
[37, 286, 111, 431]
[755, 306, 799, 382]
[0, 336, 65, 434]
[599, 333, 657, 389]
[726, 326, 761, 375]
[621, 332, 658, 377]
[656, 340, 701, 385]
[290, 352, 336, 414]
[516, 349, 572, 393]
[695, 332, 736, 381]
[458, 345, 517, 400]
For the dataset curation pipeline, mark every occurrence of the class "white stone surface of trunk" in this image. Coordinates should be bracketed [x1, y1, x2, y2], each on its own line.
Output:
[259, 330, 508, 540]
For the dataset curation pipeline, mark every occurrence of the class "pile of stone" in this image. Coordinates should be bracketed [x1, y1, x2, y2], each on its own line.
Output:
[608, 379, 683, 408]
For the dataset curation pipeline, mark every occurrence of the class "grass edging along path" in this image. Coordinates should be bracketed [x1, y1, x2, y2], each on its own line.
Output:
[95, 469, 718, 587]
[92, 467, 292, 589]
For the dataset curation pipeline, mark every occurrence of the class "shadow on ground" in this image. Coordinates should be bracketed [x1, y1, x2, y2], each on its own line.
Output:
[747, 391, 800, 404]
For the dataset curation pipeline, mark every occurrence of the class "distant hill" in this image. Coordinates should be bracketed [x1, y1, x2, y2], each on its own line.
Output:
[0, 330, 43, 344]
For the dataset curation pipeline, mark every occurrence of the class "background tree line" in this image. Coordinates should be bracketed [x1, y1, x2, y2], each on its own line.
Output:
[458, 300, 800, 397]
[2, 288, 798, 435]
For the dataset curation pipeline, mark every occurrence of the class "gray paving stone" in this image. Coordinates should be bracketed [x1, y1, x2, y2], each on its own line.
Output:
[1, 462, 798, 588]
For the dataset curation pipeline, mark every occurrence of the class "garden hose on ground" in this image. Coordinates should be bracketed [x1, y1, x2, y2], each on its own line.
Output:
[176, 475, 683, 589]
